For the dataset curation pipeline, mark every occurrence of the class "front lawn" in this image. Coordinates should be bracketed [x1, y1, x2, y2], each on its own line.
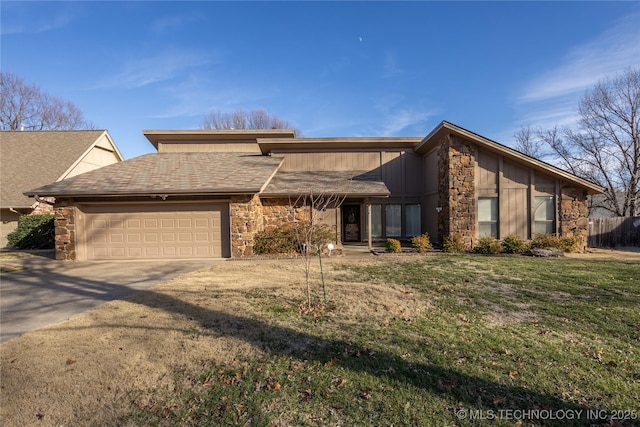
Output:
[127, 255, 640, 426]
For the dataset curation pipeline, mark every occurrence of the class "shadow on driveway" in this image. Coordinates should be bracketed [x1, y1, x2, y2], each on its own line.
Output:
[0, 255, 221, 343]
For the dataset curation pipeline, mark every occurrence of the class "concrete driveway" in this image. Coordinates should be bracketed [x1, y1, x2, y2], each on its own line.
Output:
[0, 253, 221, 343]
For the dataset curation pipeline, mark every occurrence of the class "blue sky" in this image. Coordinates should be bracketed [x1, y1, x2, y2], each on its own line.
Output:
[2, 1, 639, 159]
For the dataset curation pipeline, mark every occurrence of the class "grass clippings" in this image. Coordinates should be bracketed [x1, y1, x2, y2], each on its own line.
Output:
[1, 254, 639, 426]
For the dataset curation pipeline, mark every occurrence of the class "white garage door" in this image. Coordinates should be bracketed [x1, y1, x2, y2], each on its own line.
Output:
[81, 203, 229, 260]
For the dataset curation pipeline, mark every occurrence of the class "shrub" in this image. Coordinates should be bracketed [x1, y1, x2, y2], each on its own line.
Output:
[254, 222, 334, 255]
[411, 233, 433, 253]
[6, 214, 55, 249]
[442, 233, 466, 253]
[558, 236, 580, 253]
[473, 236, 501, 254]
[529, 233, 581, 253]
[385, 238, 402, 253]
[501, 235, 529, 254]
[529, 233, 559, 250]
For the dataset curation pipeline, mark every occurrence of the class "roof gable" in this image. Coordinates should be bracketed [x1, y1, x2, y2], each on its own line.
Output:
[415, 121, 604, 195]
[0, 130, 123, 208]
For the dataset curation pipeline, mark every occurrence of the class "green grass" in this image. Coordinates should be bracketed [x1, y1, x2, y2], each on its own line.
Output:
[127, 255, 640, 426]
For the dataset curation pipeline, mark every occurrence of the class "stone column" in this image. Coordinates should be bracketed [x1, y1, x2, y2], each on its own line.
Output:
[438, 134, 476, 249]
[53, 198, 76, 260]
[559, 184, 589, 251]
[229, 194, 264, 257]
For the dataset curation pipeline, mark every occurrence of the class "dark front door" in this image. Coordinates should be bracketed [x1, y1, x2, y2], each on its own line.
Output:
[342, 205, 361, 242]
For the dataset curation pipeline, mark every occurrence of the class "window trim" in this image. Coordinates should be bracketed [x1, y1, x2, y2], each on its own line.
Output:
[534, 196, 555, 236]
[478, 197, 499, 238]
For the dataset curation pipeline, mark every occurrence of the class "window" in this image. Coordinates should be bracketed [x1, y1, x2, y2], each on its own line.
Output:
[365, 204, 383, 238]
[534, 196, 555, 235]
[478, 197, 498, 237]
[405, 204, 421, 237]
[385, 204, 401, 237]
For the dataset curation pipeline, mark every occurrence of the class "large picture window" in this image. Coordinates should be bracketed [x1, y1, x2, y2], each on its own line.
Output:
[405, 204, 421, 237]
[534, 196, 555, 235]
[385, 204, 402, 237]
[368, 204, 382, 238]
[478, 197, 498, 237]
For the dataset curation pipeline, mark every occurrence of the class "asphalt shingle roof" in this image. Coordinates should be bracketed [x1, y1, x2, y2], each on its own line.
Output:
[262, 170, 390, 197]
[1, 130, 107, 208]
[25, 153, 284, 197]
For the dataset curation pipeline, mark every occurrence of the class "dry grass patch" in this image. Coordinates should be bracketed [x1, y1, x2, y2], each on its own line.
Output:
[2, 254, 638, 426]
[0, 259, 431, 427]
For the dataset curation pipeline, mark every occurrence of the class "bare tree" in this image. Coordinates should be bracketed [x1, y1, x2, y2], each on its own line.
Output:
[290, 192, 346, 309]
[513, 125, 545, 158]
[0, 72, 92, 130]
[541, 68, 639, 217]
[201, 108, 302, 136]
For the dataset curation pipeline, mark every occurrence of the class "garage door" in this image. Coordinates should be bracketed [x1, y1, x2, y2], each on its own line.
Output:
[81, 203, 229, 260]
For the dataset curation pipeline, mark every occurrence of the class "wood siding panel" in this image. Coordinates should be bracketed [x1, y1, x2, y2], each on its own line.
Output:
[422, 193, 439, 242]
[159, 143, 261, 153]
[423, 150, 438, 195]
[500, 188, 528, 238]
[67, 147, 121, 178]
[404, 151, 422, 195]
[315, 206, 340, 242]
[476, 150, 498, 189]
[503, 160, 529, 188]
[279, 152, 381, 172]
[381, 151, 403, 194]
[534, 172, 555, 194]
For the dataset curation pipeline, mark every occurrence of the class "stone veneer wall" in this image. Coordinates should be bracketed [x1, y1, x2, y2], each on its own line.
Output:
[53, 198, 77, 260]
[262, 198, 311, 229]
[229, 194, 264, 257]
[559, 184, 589, 251]
[31, 197, 55, 215]
[438, 134, 476, 249]
[229, 196, 314, 258]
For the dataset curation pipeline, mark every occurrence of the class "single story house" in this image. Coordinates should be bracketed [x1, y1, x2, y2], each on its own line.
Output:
[0, 130, 123, 247]
[25, 121, 604, 261]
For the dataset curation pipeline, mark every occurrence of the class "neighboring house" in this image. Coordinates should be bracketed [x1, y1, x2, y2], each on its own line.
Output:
[1, 130, 123, 247]
[25, 121, 604, 261]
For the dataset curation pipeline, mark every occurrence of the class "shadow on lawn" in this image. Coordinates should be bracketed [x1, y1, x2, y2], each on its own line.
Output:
[128, 289, 610, 426]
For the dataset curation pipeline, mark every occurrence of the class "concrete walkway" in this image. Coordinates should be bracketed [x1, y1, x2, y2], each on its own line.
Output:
[0, 254, 221, 343]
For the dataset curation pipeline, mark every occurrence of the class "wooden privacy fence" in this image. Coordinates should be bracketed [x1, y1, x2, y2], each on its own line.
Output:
[588, 216, 640, 248]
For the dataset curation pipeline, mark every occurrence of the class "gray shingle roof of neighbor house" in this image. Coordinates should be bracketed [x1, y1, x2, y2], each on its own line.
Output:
[262, 170, 391, 197]
[1, 130, 122, 208]
[25, 153, 284, 197]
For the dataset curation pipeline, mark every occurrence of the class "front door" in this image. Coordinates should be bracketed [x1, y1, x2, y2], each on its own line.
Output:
[342, 205, 361, 242]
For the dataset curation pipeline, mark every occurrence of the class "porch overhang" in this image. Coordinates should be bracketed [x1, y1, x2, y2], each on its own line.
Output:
[260, 170, 390, 198]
